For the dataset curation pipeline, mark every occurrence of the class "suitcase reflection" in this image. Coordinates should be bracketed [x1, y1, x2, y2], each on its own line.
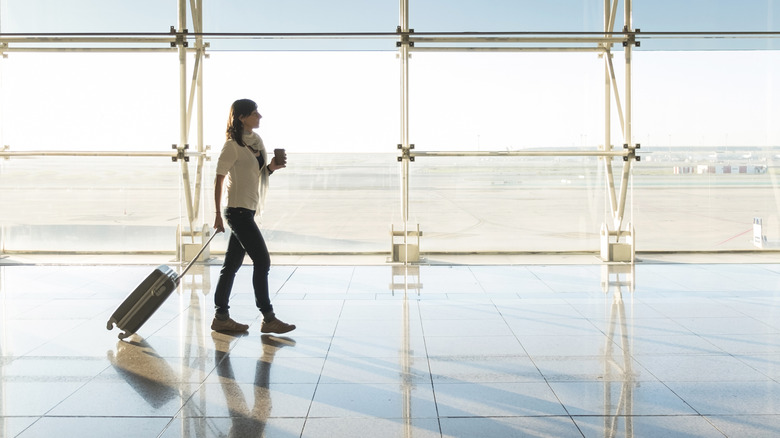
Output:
[107, 270, 295, 437]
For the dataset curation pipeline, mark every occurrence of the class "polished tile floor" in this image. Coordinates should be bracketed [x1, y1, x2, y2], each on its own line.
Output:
[1, 259, 780, 437]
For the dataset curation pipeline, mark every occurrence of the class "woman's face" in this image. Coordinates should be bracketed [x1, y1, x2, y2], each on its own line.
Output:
[239, 109, 262, 132]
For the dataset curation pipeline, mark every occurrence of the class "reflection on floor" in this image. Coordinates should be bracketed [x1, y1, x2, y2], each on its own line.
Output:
[1, 261, 780, 437]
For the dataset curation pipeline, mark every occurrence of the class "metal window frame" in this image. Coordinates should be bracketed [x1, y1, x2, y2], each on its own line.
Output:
[0, 0, 208, 258]
[4, 1, 770, 260]
[395, 0, 639, 263]
[0, 0, 639, 261]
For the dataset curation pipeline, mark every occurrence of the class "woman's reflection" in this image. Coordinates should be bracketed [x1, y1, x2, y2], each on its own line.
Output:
[212, 333, 296, 437]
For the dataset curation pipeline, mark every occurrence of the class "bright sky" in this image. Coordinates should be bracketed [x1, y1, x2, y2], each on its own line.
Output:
[1, 1, 779, 152]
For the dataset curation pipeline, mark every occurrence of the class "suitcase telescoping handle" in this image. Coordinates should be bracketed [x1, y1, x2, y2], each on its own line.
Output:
[178, 231, 219, 278]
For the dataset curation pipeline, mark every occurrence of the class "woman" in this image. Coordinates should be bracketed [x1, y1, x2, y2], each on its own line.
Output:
[211, 98, 295, 334]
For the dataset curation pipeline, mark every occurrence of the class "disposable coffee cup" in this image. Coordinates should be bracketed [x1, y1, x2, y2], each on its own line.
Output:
[273, 148, 286, 166]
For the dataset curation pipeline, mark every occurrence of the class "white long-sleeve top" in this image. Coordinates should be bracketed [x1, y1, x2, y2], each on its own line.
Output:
[215, 132, 270, 215]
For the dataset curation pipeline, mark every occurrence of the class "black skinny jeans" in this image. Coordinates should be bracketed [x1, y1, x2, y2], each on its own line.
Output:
[214, 207, 273, 317]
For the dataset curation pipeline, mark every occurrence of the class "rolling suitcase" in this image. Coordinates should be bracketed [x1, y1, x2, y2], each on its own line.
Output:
[107, 232, 218, 339]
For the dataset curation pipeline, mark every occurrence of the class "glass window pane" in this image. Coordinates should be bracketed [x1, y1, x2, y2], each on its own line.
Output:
[411, 0, 605, 32]
[632, 49, 780, 251]
[3, 0, 175, 33]
[203, 0, 397, 33]
[0, 157, 181, 252]
[1, 53, 179, 151]
[634, 156, 777, 251]
[2, 2, 780, 255]
[636, 1, 780, 50]
[406, 50, 614, 251]
[203, 52, 398, 153]
[203, 0, 398, 50]
[239, 153, 401, 254]
[409, 52, 605, 151]
[0, 51, 401, 254]
[409, 156, 607, 252]
[633, 50, 779, 152]
[635, 1, 780, 32]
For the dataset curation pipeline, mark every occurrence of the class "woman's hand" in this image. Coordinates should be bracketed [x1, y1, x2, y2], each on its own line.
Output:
[214, 213, 225, 233]
[269, 156, 287, 172]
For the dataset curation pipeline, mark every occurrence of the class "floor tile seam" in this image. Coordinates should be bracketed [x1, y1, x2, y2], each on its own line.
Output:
[631, 347, 780, 374]
[436, 414, 581, 419]
[155, 416, 188, 438]
[321, 355, 432, 361]
[6, 354, 121, 361]
[196, 343, 242, 397]
[411, 293, 446, 436]
[270, 266, 298, 298]
[628, 349, 744, 360]
[567, 413, 722, 419]
[541, 375, 582, 432]
[14, 319, 108, 358]
[729, 355, 780, 383]
[702, 414, 780, 417]
[0, 416, 43, 420]
[628, 352, 768, 382]
[698, 414, 733, 438]
[730, 352, 780, 358]
[430, 380, 601, 387]
[1, 375, 116, 384]
[656, 378, 780, 385]
[526, 354, 645, 362]
[344, 266, 357, 295]
[7, 416, 43, 438]
[667, 311, 780, 322]
[24, 355, 124, 419]
[629, 352, 745, 358]
[466, 266, 490, 296]
[522, 268, 558, 294]
[300, 414, 442, 420]
[550, 384, 707, 426]
[300, 298, 346, 434]
[629, 315, 697, 336]
[172, 414, 309, 419]
[536, 359, 659, 383]
[429, 379, 551, 386]
[425, 356, 534, 364]
[29, 414, 181, 419]
[494, 300, 573, 423]
[144, 381, 207, 422]
[33, 379, 112, 417]
[651, 378, 717, 421]
[542, 380, 659, 385]
[497, 311, 541, 365]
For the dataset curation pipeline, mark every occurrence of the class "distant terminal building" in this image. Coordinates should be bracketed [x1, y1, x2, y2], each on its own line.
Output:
[674, 165, 767, 174]
[674, 166, 695, 174]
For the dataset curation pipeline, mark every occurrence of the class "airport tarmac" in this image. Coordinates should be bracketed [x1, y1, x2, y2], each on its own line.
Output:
[1, 153, 778, 255]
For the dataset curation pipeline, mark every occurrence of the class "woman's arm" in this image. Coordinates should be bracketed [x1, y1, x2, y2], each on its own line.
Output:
[214, 174, 226, 233]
